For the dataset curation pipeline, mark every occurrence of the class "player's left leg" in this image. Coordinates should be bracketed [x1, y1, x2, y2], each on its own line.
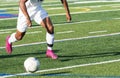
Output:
[6, 30, 26, 54]
[40, 17, 58, 59]
[34, 8, 58, 59]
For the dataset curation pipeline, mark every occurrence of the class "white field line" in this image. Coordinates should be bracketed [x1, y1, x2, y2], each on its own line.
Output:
[46, 7, 63, 10]
[74, 0, 120, 4]
[2, 58, 120, 78]
[0, 30, 72, 35]
[49, 9, 120, 16]
[1, 32, 120, 49]
[42, 0, 79, 3]
[42, 1, 120, 7]
[89, 30, 107, 34]
[0, 31, 42, 35]
[0, 30, 42, 35]
[0, 7, 18, 10]
[35, 59, 120, 73]
[26, 31, 42, 34]
[0, 31, 11, 34]
[113, 18, 120, 20]
[0, 4, 18, 6]
[56, 31, 74, 34]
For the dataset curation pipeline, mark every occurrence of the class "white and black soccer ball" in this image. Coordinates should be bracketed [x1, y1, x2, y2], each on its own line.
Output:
[24, 57, 40, 73]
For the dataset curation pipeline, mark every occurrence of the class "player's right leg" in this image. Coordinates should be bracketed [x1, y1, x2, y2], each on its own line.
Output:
[6, 14, 28, 54]
[40, 17, 58, 59]
[6, 30, 26, 54]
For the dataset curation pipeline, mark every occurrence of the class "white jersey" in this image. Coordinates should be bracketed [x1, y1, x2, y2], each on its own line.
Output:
[26, 0, 42, 11]
[19, 0, 42, 14]
[19, 0, 45, 17]
[17, 0, 48, 32]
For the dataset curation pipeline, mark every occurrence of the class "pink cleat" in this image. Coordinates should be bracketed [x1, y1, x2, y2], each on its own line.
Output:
[46, 49, 58, 59]
[6, 36, 12, 54]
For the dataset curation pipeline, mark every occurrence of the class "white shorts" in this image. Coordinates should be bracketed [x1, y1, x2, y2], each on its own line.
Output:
[17, 8, 48, 32]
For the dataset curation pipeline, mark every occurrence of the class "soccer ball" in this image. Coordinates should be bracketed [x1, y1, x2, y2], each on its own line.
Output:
[24, 57, 40, 73]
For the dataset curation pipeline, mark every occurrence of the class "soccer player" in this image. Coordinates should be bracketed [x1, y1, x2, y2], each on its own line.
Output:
[61, 0, 71, 22]
[5, 0, 71, 60]
[6, 0, 58, 59]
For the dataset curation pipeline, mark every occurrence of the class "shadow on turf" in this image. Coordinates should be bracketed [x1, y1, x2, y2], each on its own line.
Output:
[58, 51, 120, 62]
[0, 50, 59, 58]
[1, 50, 120, 61]
[2, 72, 120, 78]
[30, 71, 70, 76]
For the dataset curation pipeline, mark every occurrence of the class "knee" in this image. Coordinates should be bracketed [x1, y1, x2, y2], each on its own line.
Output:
[16, 36, 23, 40]
[15, 31, 25, 40]
[15, 34, 24, 40]
[48, 26, 54, 34]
